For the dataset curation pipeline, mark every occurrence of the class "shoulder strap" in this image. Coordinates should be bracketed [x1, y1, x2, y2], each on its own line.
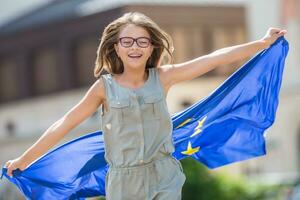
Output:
[150, 67, 166, 98]
[100, 73, 115, 101]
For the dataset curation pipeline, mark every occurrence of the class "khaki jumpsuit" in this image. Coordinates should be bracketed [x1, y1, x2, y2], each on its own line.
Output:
[100, 67, 186, 200]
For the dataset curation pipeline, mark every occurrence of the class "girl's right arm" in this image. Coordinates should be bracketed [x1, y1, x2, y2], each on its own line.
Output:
[4, 78, 106, 177]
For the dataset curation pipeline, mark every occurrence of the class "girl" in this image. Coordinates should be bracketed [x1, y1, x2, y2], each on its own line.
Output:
[5, 12, 286, 199]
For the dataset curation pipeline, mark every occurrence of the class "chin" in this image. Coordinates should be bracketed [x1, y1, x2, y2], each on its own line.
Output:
[127, 61, 146, 68]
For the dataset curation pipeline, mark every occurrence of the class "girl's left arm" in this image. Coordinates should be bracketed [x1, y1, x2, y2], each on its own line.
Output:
[161, 27, 287, 88]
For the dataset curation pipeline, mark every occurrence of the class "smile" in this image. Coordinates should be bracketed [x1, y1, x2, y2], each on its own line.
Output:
[128, 53, 142, 58]
[128, 54, 142, 58]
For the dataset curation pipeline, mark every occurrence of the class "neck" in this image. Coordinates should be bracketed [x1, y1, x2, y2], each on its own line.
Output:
[115, 67, 148, 88]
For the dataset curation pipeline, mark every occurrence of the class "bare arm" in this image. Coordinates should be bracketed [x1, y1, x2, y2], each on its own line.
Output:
[5, 78, 106, 176]
[160, 27, 287, 89]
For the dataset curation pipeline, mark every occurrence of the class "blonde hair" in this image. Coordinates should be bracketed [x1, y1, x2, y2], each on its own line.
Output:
[94, 12, 174, 78]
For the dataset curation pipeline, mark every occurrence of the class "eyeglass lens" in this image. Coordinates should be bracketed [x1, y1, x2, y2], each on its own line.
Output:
[119, 37, 151, 48]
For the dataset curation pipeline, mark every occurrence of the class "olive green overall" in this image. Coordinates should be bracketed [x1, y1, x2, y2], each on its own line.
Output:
[100, 67, 186, 200]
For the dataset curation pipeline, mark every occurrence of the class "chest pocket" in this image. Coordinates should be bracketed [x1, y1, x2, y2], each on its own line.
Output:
[106, 93, 164, 124]
[141, 93, 163, 121]
[108, 99, 134, 124]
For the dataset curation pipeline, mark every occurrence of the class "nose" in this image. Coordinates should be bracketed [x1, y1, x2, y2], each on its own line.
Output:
[131, 41, 140, 49]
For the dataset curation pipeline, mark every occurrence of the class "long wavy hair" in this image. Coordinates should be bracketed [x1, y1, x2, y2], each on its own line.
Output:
[94, 12, 174, 78]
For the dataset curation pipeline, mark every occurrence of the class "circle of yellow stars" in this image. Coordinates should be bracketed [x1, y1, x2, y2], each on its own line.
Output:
[176, 116, 207, 156]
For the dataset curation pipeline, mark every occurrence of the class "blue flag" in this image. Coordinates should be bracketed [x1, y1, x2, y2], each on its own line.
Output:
[1, 36, 289, 199]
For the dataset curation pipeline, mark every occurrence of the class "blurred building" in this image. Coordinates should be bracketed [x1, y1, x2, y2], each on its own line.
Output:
[0, 0, 299, 198]
[233, 0, 300, 185]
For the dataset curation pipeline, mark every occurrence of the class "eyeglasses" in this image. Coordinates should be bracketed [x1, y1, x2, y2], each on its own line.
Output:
[118, 37, 152, 48]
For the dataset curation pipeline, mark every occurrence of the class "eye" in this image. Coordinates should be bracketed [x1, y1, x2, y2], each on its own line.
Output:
[137, 38, 150, 46]
[120, 38, 133, 45]
[123, 39, 132, 42]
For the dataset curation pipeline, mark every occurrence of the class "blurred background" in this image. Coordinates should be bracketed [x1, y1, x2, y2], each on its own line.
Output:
[0, 0, 299, 199]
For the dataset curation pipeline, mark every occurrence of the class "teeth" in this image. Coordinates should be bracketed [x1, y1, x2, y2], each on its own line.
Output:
[128, 55, 142, 58]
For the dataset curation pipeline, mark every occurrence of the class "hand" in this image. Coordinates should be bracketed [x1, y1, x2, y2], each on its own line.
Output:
[4, 157, 28, 178]
[260, 27, 287, 48]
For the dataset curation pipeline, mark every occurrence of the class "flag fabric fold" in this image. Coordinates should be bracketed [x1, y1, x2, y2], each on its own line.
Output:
[1, 36, 289, 199]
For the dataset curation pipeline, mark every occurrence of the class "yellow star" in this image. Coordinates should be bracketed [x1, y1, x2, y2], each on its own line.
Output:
[190, 129, 202, 137]
[181, 141, 200, 155]
[190, 116, 207, 137]
[176, 118, 192, 129]
[195, 116, 207, 129]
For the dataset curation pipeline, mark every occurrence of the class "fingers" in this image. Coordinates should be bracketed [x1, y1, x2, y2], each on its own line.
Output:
[269, 27, 287, 35]
[276, 29, 287, 36]
[269, 27, 281, 33]
[279, 30, 287, 35]
[5, 160, 15, 177]
[4, 160, 11, 168]
[261, 27, 287, 48]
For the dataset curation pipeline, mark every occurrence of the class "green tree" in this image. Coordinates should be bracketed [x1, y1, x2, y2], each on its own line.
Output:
[181, 157, 278, 200]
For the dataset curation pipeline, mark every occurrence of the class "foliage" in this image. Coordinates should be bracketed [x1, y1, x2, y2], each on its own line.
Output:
[181, 157, 282, 200]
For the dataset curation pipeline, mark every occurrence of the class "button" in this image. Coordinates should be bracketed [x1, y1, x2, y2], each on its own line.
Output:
[105, 123, 111, 130]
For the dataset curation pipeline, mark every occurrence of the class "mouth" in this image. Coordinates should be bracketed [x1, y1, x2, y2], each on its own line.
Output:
[128, 54, 143, 59]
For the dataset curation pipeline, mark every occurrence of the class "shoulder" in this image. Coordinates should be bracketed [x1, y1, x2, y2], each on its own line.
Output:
[91, 76, 107, 103]
[157, 64, 173, 73]
[154, 65, 173, 78]
[157, 64, 174, 82]
[155, 65, 175, 94]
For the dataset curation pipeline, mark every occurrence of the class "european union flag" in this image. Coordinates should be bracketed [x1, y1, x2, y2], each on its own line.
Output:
[1, 36, 289, 199]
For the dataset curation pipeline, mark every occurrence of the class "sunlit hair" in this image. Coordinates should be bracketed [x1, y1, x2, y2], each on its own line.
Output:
[94, 12, 174, 78]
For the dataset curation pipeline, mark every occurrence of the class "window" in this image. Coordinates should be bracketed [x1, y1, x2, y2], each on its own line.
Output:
[32, 46, 60, 95]
[0, 58, 20, 101]
[73, 36, 98, 86]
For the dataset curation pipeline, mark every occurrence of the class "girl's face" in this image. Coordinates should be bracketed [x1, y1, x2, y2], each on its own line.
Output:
[114, 24, 154, 71]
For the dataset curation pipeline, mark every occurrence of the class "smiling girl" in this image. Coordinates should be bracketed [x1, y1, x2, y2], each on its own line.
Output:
[5, 12, 286, 200]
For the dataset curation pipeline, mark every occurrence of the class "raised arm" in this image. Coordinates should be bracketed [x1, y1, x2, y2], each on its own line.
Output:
[4, 78, 106, 177]
[160, 27, 287, 89]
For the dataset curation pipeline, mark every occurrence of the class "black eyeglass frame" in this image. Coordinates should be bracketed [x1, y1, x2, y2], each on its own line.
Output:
[118, 36, 153, 48]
